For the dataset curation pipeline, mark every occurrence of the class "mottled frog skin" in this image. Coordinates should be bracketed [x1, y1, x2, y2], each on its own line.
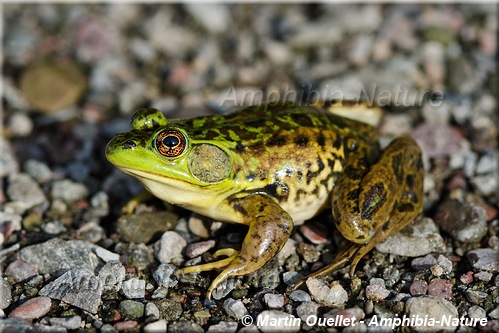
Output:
[106, 101, 424, 299]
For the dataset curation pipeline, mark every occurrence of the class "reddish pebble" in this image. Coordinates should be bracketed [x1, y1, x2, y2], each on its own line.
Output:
[299, 222, 328, 244]
[460, 271, 474, 284]
[9, 296, 51, 321]
[428, 278, 453, 300]
[114, 320, 138, 331]
[5, 260, 38, 283]
[409, 279, 428, 296]
[185, 240, 216, 258]
[365, 284, 390, 301]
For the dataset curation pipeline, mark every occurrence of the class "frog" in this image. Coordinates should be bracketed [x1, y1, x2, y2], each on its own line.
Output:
[105, 100, 424, 299]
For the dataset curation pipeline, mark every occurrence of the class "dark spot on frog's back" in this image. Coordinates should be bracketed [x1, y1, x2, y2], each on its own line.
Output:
[391, 153, 404, 183]
[233, 203, 248, 215]
[123, 140, 136, 149]
[294, 135, 309, 147]
[317, 133, 326, 147]
[361, 182, 386, 220]
[235, 142, 245, 152]
[266, 135, 287, 147]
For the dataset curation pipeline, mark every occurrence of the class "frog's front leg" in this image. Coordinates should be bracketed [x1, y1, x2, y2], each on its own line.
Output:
[178, 194, 293, 299]
[300, 136, 424, 283]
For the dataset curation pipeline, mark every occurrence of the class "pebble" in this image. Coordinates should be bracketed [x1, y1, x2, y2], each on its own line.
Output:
[154, 231, 187, 264]
[151, 263, 177, 289]
[121, 278, 146, 299]
[41, 221, 67, 235]
[94, 246, 120, 262]
[289, 290, 311, 303]
[5, 260, 38, 283]
[168, 321, 204, 333]
[256, 310, 300, 333]
[427, 278, 453, 300]
[9, 296, 52, 321]
[410, 279, 428, 296]
[376, 217, 445, 257]
[51, 179, 89, 202]
[99, 260, 126, 291]
[185, 240, 216, 258]
[365, 283, 390, 301]
[411, 123, 469, 161]
[187, 215, 211, 238]
[298, 222, 329, 245]
[306, 278, 348, 307]
[473, 174, 498, 196]
[404, 296, 458, 332]
[282, 271, 302, 286]
[206, 321, 238, 333]
[24, 159, 52, 183]
[489, 306, 499, 319]
[466, 248, 499, 272]
[474, 271, 492, 282]
[116, 211, 178, 244]
[7, 173, 46, 210]
[433, 199, 487, 243]
[119, 300, 144, 319]
[144, 319, 167, 333]
[100, 323, 116, 333]
[468, 305, 486, 319]
[323, 307, 365, 326]
[411, 254, 438, 270]
[436, 255, 453, 274]
[184, 4, 231, 34]
[0, 278, 13, 310]
[114, 320, 138, 331]
[0, 138, 19, 177]
[38, 269, 102, 314]
[223, 298, 249, 320]
[297, 243, 320, 263]
[145, 302, 160, 320]
[0, 212, 22, 244]
[460, 271, 474, 284]
[296, 301, 319, 323]
[465, 289, 487, 305]
[430, 265, 444, 277]
[211, 277, 238, 300]
[382, 266, 400, 287]
[49, 316, 82, 330]
[17, 238, 100, 274]
[263, 293, 285, 309]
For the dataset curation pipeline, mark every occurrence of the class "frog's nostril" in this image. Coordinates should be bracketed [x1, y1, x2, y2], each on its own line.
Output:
[123, 140, 136, 149]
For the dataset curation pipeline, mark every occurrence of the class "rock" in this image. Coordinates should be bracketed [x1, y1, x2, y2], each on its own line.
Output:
[168, 321, 204, 333]
[0, 317, 36, 333]
[404, 296, 458, 332]
[116, 211, 178, 244]
[296, 301, 319, 323]
[9, 296, 51, 321]
[427, 278, 453, 300]
[5, 260, 38, 283]
[382, 266, 400, 287]
[17, 238, 100, 274]
[211, 277, 238, 300]
[184, 4, 231, 34]
[49, 316, 82, 330]
[436, 255, 453, 274]
[41, 221, 67, 235]
[256, 310, 301, 333]
[365, 284, 390, 301]
[299, 222, 328, 244]
[185, 240, 216, 258]
[411, 123, 469, 162]
[306, 278, 348, 308]
[297, 243, 320, 263]
[152, 263, 178, 288]
[24, 159, 52, 183]
[116, 242, 155, 270]
[206, 321, 238, 333]
[187, 215, 211, 238]
[474, 271, 492, 282]
[263, 293, 285, 309]
[412, 254, 438, 270]
[468, 305, 486, 319]
[410, 279, 428, 296]
[223, 298, 249, 320]
[99, 260, 126, 291]
[144, 319, 167, 333]
[38, 269, 102, 314]
[145, 302, 160, 320]
[154, 231, 187, 263]
[0, 278, 13, 310]
[433, 199, 487, 243]
[7, 173, 46, 210]
[20, 60, 86, 113]
[323, 307, 365, 326]
[0, 137, 19, 177]
[289, 290, 311, 303]
[94, 246, 120, 262]
[121, 278, 145, 299]
[152, 299, 183, 322]
[0, 212, 22, 244]
[51, 179, 88, 202]
[248, 257, 280, 291]
[465, 289, 487, 304]
[466, 248, 499, 272]
[119, 300, 144, 319]
[114, 320, 138, 331]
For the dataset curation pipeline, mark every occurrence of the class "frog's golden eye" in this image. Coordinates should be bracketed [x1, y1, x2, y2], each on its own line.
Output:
[155, 130, 187, 157]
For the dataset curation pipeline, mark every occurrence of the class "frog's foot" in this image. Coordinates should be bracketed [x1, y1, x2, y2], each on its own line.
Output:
[176, 249, 239, 274]
[122, 191, 154, 214]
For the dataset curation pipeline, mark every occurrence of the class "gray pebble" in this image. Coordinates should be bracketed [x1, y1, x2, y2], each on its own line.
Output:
[489, 306, 499, 319]
[121, 277, 146, 299]
[152, 263, 178, 288]
[98, 260, 126, 291]
[51, 179, 88, 202]
[382, 266, 400, 287]
[143, 319, 167, 333]
[168, 321, 204, 333]
[466, 248, 499, 272]
[306, 278, 348, 307]
[119, 300, 144, 319]
[465, 289, 487, 304]
[411, 254, 438, 270]
[7, 173, 46, 210]
[94, 246, 120, 262]
[289, 290, 311, 303]
[296, 301, 319, 322]
[474, 271, 493, 282]
[0, 137, 19, 177]
[256, 310, 300, 333]
[185, 240, 216, 258]
[405, 296, 458, 332]
[473, 174, 498, 196]
[145, 302, 160, 320]
[24, 159, 52, 183]
[41, 221, 67, 235]
[0, 278, 12, 309]
[49, 316, 82, 330]
[206, 321, 238, 333]
[154, 231, 187, 264]
[282, 271, 302, 286]
[5, 260, 38, 283]
[434, 200, 487, 243]
[184, 4, 231, 34]
[39, 269, 102, 314]
[437, 255, 453, 274]
[100, 323, 116, 333]
[376, 217, 445, 257]
[468, 305, 486, 319]
[263, 293, 285, 309]
[117, 211, 178, 244]
[223, 298, 248, 320]
[365, 284, 390, 301]
[211, 277, 237, 300]
[476, 151, 498, 174]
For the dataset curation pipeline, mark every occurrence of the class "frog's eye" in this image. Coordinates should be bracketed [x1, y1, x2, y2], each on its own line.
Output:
[155, 130, 187, 157]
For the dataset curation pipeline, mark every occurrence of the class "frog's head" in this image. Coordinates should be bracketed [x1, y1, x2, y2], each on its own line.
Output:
[106, 108, 234, 209]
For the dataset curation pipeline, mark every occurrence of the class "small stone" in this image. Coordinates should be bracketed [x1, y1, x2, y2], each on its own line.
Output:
[117, 211, 178, 244]
[474, 271, 492, 282]
[99, 260, 126, 291]
[121, 278, 145, 299]
[263, 293, 285, 309]
[436, 255, 453, 274]
[365, 284, 390, 301]
[467, 248, 499, 272]
[9, 296, 51, 321]
[410, 279, 428, 296]
[411, 254, 438, 270]
[185, 240, 216, 258]
[430, 265, 444, 277]
[468, 305, 486, 319]
[489, 306, 499, 319]
[24, 159, 52, 183]
[323, 307, 365, 327]
[256, 310, 300, 333]
[306, 278, 348, 307]
[154, 231, 187, 264]
[144, 319, 167, 333]
[299, 222, 328, 244]
[282, 272, 302, 286]
[0, 212, 22, 243]
[100, 323, 116, 333]
[187, 215, 210, 238]
[0, 138, 19, 177]
[38, 269, 102, 314]
[376, 217, 445, 257]
[465, 289, 487, 304]
[289, 290, 311, 303]
[5, 260, 38, 283]
[168, 321, 204, 333]
[49, 316, 82, 330]
[94, 246, 120, 262]
[7, 173, 46, 210]
[185, 4, 231, 34]
[382, 266, 400, 287]
[51, 179, 88, 202]
[223, 298, 249, 320]
[152, 263, 178, 288]
[211, 277, 238, 300]
[145, 302, 160, 320]
[404, 296, 458, 332]
[206, 321, 238, 333]
[460, 271, 474, 284]
[297, 243, 320, 263]
[427, 278, 453, 300]
[476, 151, 498, 174]
[0, 278, 13, 310]
[114, 320, 138, 331]
[296, 301, 319, 323]
[119, 300, 144, 319]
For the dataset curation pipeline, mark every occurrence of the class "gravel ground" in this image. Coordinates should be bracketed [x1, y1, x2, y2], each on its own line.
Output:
[1, 3, 498, 333]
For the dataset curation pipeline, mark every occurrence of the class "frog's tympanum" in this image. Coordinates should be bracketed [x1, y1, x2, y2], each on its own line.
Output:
[106, 101, 424, 299]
